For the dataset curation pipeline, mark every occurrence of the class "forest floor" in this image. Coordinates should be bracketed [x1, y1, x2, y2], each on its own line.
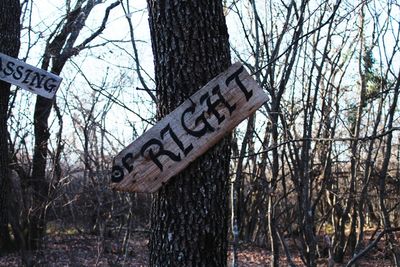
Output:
[0, 230, 395, 266]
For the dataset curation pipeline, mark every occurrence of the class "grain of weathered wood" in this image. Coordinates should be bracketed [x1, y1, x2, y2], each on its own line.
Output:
[0, 52, 62, 99]
[111, 62, 268, 193]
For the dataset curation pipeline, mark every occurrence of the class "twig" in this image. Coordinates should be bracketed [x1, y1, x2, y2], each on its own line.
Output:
[345, 227, 400, 267]
[231, 127, 400, 159]
[276, 226, 297, 267]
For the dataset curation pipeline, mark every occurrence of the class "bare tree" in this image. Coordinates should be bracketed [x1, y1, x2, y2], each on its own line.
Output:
[27, 0, 120, 250]
[0, 0, 21, 254]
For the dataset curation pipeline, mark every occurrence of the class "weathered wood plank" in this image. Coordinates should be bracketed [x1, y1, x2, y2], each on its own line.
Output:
[0, 52, 62, 99]
[111, 62, 269, 193]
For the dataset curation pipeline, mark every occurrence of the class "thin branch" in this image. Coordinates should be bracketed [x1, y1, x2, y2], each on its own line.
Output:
[251, 0, 343, 76]
[121, 0, 157, 104]
[69, 60, 156, 126]
[75, 1, 120, 52]
[345, 227, 400, 267]
[232, 127, 400, 159]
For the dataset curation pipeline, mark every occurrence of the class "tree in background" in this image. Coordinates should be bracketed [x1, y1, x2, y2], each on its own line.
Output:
[0, 0, 121, 257]
[28, 0, 120, 251]
[146, 0, 231, 265]
[0, 0, 21, 254]
[227, 0, 400, 266]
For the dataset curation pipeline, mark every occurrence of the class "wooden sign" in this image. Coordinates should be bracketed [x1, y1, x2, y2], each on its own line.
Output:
[111, 62, 269, 193]
[0, 52, 62, 99]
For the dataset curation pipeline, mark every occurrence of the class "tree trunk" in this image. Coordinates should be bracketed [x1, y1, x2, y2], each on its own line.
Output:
[378, 69, 400, 266]
[28, 1, 120, 250]
[29, 57, 64, 250]
[0, 0, 21, 254]
[28, 96, 53, 250]
[147, 1, 231, 266]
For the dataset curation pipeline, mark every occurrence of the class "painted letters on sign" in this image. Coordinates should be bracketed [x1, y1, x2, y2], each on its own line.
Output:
[111, 62, 269, 193]
[0, 52, 62, 99]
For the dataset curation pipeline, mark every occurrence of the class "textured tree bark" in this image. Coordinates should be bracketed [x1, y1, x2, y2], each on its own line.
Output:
[0, 0, 21, 253]
[146, 1, 231, 266]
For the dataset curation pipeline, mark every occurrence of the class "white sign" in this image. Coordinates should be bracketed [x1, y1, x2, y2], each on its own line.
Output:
[0, 52, 62, 99]
[111, 62, 269, 193]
